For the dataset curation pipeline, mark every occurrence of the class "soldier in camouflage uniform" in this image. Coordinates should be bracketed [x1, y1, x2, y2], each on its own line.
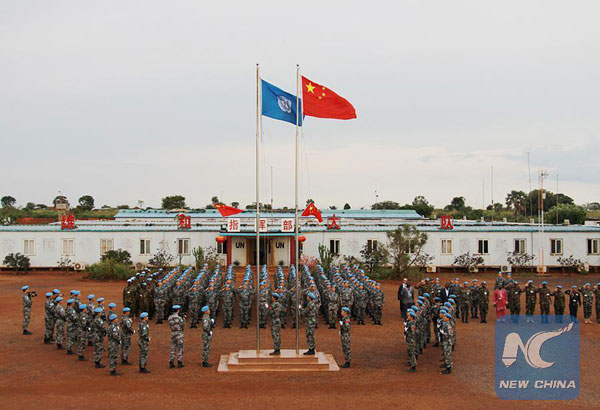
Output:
[373, 283, 385, 325]
[21, 286, 32, 335]
[77, 304, 89, 361]
[302, 293, 318, 355]
[509, 281, 522, 323]
[469, 280, 480, 319]
[120, 307, 134, 365]
[201, 306, 213, 367]
[221, 285, 234, 328]
[355, 285, 368, 325]
[290, 286, 300, 329]
[188, 285, 200, 328]
[168, 305, 185, 368]
[277, 285, 288, 328]
[340, 306, 352, 368]
[85, 295, 96, 345]
[43, 292, 54, 344]
[65, 299, 78, 355]
[538, 282, 552, 324]
[107, 314, 121, 376]
[238, 284, 252, 329]
[478, 281, 490, 323]
[54, 297, 66, 350]
[594, 283, 600, 324]
[92, 307, 107, 368]
[581, 283, 594, 324]
[460, 282, 470, 323]
[138, 312, 151, 373]
[552, 285, 565, 323]
[431, 297, 441, 346]
[327, 285, 340, 328]
[258, 283, 270, 329]
[524, 280, 537, 323]
[269, 293, 283, 355]
[340, 282, 354, 314]
[404, 309, 418, 372]
[494, 272, 504, 290]
[439, 311, 454, 374]
[154, 283, 167, 324]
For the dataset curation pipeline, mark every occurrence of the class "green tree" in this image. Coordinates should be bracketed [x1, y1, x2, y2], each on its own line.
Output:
[385, 225, 428, 278]
[231, 202, 240, 208]
[371, 200, 401, 210]
[3, 252, 30, 274]
[318, 244, 335, 272]
[360, 242, 388, 274]
[211, 196, 219, 204]
[546, 204, 586, 225]
[162, 195, 186, 210]
[404, 195, 434, 217]
[505, 190, 527, 220]
[78, 195, 95, 211]
[343, 203, 351, 210]
[445, 196, 466, 211]
[330, 205, 337, 210]
[24, 202, 36, 211]
[101, 249, 132, 265]
[1, 196, 16, 208]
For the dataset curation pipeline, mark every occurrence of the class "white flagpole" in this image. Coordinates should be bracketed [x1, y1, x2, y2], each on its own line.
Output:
[255, 63, 261, 354]
[295, 64, 301, 354]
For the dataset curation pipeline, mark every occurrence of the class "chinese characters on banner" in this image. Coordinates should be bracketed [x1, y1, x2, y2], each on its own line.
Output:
[61, 214, 75, 230]
[440, 215, 454, 230]
[177, 214, 191, 229]
[327, 214, 341, 230]
[254, 218, 268, 233]
[281, 218, 294, 233]
[227, 218, 240, 232]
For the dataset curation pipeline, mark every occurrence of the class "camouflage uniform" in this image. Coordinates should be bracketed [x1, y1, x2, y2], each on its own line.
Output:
[120, 315, 134, 362]
[238, 287, 252, 328]
[340, 286, 354, 312]
[340, 314, 351, 364]
[65, 304, 79, 352]
[93, 314, 107, 363]
[304, 299, 318, 350]
[469, 284, 479, 318]
[538, 286, 551, 323]
[509, 286, 522, 323]
[154, 286, 167, 323]
[269, 298, 282, 351]
[460, 286, 471, 323]
[326, 289, 340, 328]
[188, 288, 200, 328]
[138, 320, 150, 369]
[77, 310, 89, 358]
[221, 287, 234, 328]
[404, 318, 418, 369]
[479, 285, 490, 323]
[524, 284, 537, 321]
[373, 288, 385, 325]
[22, 292, 32, 331]
[54, 303, 66, 347]
[168, 312, 185, 363]
[439, 318, 454, 371]
[108, 320, 121, 372]
[355, 288, 368, 325]
[581, 287, 594, 322]
[202, 313, 213, 363]
[259, 287, 270, 328]
[44, 297, 55, 342]
[552, 288, 566, 323]
[594, 287, 600, 323]
[85, 302, 95, 344]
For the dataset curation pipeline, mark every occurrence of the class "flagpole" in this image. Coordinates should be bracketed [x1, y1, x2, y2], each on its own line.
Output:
[255, 63, 261, 354]
[295, 64, 301, 354]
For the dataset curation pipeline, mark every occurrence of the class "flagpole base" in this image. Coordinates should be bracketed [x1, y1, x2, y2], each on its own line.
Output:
[218, 349, 339, 372]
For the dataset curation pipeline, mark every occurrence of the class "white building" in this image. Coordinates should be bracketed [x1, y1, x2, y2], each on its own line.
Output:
[1, 209, 599, 272]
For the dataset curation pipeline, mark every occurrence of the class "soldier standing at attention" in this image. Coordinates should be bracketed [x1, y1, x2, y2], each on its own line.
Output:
[339, 306, 351, 368]
[65, 299, 78, 355]
[269, 293, 282, 355]
[54, 297, 66, 350]
[439, 312, 454, 374]
[221, 285, 234, 328]
[565, 286, 582, 323]
[469, 279, 480, 319]
[154, 282, 166, 324]
[594, 283, 600, 324]
[552, 285, 566, 323]
[340, 282, 354, 316]
[580, 283, 594, 324]
[76, 304, 89, 361]
[524, 280, 537, 323]
[478, 281, 490, 323]
[168, 305, 185, 368]
[92, 307, 107, 368]
[302, 293, 318, 355]
[44, 292, 54, 344]
[86, 295, 96, 345]
[107, 314, 121, 376]
[138, 312, 151, 373]
[538, 281, 551, 324]
[509, 281, 522, 324]
[120, 307, 134, 365]
[460, 282, 471, 323]
[327, 286, 340, 328]
[21, 286, 33, 335]
[373, 283, 385, 325]
[494, 272, 504, 290]
[188, 285, 200, 328]
[201, 306, 213, 367]
[405, 309, 418, 372]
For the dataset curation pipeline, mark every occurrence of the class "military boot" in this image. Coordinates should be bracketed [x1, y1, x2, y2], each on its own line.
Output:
[95, 361, 106, 368]
[341, 362, 350, 368]
[442, 367, 452, 374]
[139, 367, 151, 373]
[202, 362, 212, 368]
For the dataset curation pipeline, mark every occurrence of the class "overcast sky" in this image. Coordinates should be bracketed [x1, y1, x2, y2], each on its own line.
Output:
[1, 1, 599, 210]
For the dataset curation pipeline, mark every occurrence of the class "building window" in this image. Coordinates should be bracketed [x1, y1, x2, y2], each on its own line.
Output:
[441, 239, 452, 254]
[587, 239, 599, 255]
[23, 239, 35, 256]
[329, 239, 340, 255]
[100, 239, 114, 256]
[477, 239, 489, 255]
[140, 239, 151, 255]
[514, 239, 526, 255]
[367, 239, 378, 252]
[217, 240, 227, 254]
[62, 239, 75, 256]
[178, 238, 190, 255]
[550, 238, 563, 255]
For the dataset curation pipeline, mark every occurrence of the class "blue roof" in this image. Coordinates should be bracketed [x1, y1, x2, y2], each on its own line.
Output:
[114, 209, 424, 219]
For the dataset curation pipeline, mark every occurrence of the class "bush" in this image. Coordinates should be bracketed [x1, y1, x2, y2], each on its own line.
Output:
[3, 252, 30, 274]
[87, 260, 135, 280]
[101, 249, 132, 265]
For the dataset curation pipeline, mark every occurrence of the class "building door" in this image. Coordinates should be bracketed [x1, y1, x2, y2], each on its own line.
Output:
[247, 238, 271, 266]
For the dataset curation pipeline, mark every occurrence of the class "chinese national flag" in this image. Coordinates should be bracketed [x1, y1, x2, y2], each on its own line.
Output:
[302, 76, 356, 120]
[215, 203, 244, 217]
[301, 201, 323, 222]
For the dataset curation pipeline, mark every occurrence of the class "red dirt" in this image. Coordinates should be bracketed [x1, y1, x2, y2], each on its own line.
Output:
[0, 272, 598, 410]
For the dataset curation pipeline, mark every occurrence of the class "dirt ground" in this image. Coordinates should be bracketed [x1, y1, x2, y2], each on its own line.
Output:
[1, 272, 599, 410]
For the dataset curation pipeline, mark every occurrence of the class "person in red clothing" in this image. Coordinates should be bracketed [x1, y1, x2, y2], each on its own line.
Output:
[494, 283, 508, 322]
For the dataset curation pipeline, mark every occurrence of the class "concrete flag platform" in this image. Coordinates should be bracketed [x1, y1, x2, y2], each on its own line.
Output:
[218, 349, 340, 372]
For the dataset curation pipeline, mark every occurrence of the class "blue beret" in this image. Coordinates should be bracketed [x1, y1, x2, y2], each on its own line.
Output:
[79, 304, 87, 310]
[417, 296, 424, 300]
[201, 306, 209, 312]
[409, 311, 416, 318]
[342, 307, 351, 313]
[308, 292, 315, 299]
[444, 313, 452, 319]
[88, 294, 95, 299]
[423, 293, 430, 298]
[434, 297, 441, 302]
[481, 281, 486, 284]
[45, 292, 52, 297]
[173, 305, 181, 310]
[53, 289, 60, 294]
[140, 312, 148, 318]
[597, 283, 600, 286]
[449, 294, 456, 298]
[94, 308, 102, 313]
[448, 299, 455, 304]
[109, 314, 118, 321]
[416, 300, 423, 305]
[463, 282, 468, 285]
[123, 307, 131, 313]
[585, 283, 591, 286]
[527, 280, 533, 283]
[97, 297, 104, 302]
[542, 281, 547, 285]
[55, 297, 63, 302]
[67, 299, 74, 304]
[108, 303, 116, 308]
[557, 285, 563, 289]
[272, 293, 280, 299]
[572, 285, 577, 288]
[444, 302, 451, 308]
[411, 305, 418, 310]
[473, 279, 478, 282]
[22, 285, 29, 291]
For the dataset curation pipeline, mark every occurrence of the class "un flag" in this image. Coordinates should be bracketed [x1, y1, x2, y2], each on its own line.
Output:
[261, 80, 303, 126]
